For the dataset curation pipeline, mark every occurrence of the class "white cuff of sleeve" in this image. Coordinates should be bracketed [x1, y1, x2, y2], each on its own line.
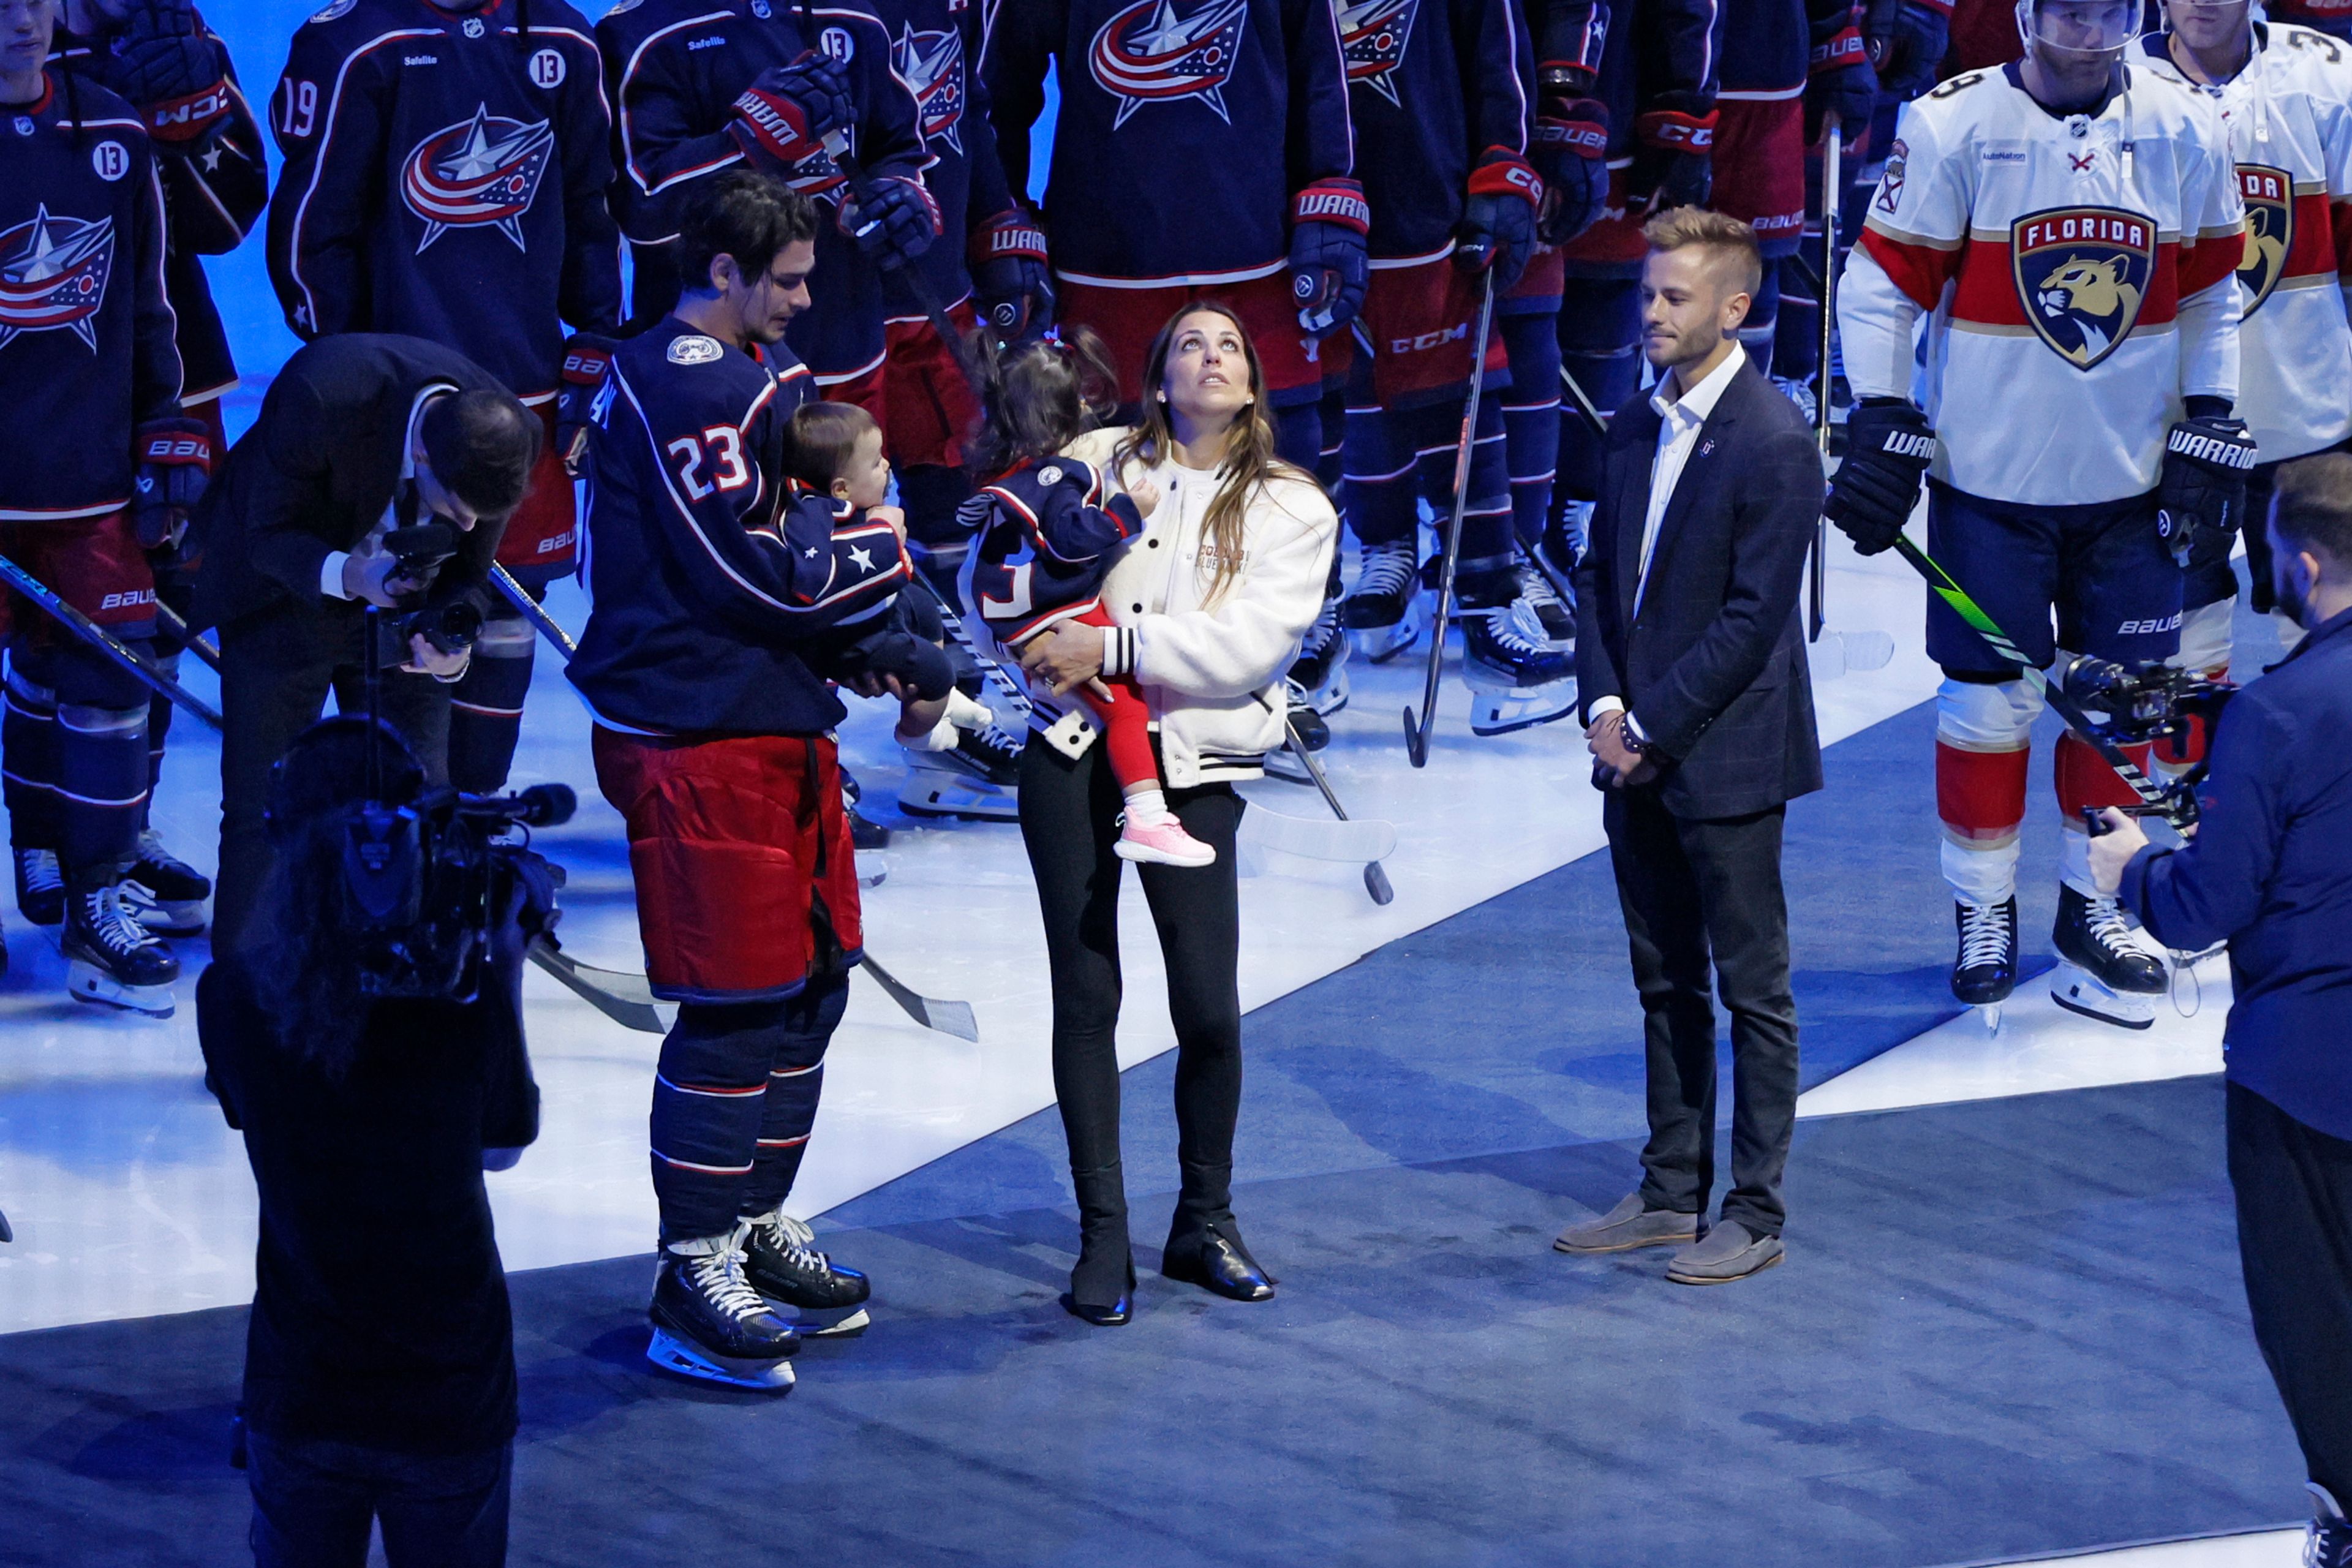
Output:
[321, 551, 351, 600]
[1588, 695, 1625, 720]
[1099, 624, 1137, 680]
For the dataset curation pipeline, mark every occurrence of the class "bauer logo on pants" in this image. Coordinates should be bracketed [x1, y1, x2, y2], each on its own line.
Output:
[2011, 206, 2152, 371]
[2236, 165, 2292, 317]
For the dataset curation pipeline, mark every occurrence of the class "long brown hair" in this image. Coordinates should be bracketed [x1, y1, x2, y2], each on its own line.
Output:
[968, 325, 1121, 478]
[1115, 302, 1306, 606]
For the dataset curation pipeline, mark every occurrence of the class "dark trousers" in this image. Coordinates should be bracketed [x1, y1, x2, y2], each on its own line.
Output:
[2228, 1080, 2352, 1504]
[1604, 788, 1800, 1238]
[215, 597, 450, 955]
[1017, 736, 1244, 1251]
[246, 1431, 510, 1568]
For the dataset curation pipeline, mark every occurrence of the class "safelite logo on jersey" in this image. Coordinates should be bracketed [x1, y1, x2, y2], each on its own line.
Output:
[2011, 206, 2153, 371]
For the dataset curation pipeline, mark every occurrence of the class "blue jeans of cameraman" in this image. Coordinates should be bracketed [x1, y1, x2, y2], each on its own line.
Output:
[247, 1431, 510, 1567]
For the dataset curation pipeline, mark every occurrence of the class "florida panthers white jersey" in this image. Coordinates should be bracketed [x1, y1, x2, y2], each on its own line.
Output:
[2136, 25, 2352, 464]
[1841, 62, 2246, 506]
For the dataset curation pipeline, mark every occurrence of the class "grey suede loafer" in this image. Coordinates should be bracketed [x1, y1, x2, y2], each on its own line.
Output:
[1664, 1219, 1785, 1285]
[1553, 1194, 1701, 1254]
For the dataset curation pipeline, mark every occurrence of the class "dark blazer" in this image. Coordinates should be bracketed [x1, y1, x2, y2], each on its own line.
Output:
[1574, 354, 1825, 820]
[189, 334, 510, 633]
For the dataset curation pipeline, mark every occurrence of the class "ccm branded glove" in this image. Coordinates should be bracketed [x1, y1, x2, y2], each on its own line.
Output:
[96, 0, 229, 143]
[132, 417, 212, 551]
[1627, 92, 1715, 213]
[2157, 415, 2258, 568]
[729, 55, 854, 176]
[1457, 148, 1542, 288]
[840, 175, 941, 271]
[1806, 6, 1879, 146]
[1531, 94, 1609, 244]
[1825, 399, 1936, 556]
[1288, 177, 1370, 335]
[970, 206, 1053, 341]
[554, 334, 617, 478]
[1870, 0, 1952, 105]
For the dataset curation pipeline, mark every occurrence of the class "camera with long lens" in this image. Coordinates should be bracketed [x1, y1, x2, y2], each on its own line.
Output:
[382, 523, 484, 655]
[2058, 654, 2238, 821]
[338, 781, 576, 1001]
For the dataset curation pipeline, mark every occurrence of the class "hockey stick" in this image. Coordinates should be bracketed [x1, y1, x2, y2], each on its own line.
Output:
[1811, 116, 1842, 643]
[1281, 717, 1394, 904]
[490, 564, 576, 658]
[154, 601, 223, 673]
[0, 553, 224, 729]
[527, 937, 671, 1032]
[1403, 269, 1500, 767]
[1556, 361, 1609, 439]
[859, 952, 979, 1041]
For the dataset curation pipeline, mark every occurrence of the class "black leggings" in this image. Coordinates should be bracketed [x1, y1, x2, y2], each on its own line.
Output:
[1017, 734, 1245, 1246]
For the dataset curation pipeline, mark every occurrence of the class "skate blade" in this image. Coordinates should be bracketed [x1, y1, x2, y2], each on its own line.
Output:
[1465, 677, 1578, 737]
[121, 890, 208, 938]
[1348, 606, 1422, 665]
[895, 774, 1020, 821]
[646, 1329, 796, 1390]
[1295, 663, 1350, 717]
[854, 850, 888, 888]
[66, 960, 176, 1019]
[2049, 963, 2157, 1030]
[791, 1307, 871, 1340]
[1977, 1003, 2003, 1033]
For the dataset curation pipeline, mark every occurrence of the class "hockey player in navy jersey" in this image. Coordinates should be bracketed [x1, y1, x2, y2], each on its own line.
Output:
[0, 0, 208, 1013]
[572, 173, 897, 1390]
[39, 0, 263, 943]
[1830, 0, 2250, 1027]
[267, 0, 622, 798]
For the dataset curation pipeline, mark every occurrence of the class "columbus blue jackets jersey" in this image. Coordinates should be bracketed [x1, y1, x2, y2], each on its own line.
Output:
[0, 74, 182, 521]
[1553, 0, 1719, 276]
[52, 12, 268, 405]
[1341, 0, 1533, 260]
[866, 0, 1020, 318]
[571, 316, 910, 736]
[266, 0, 622, 402]
[597, 0, 925, 381]
[981, 0, 1355, 284]
[962, 456, 1145, 642]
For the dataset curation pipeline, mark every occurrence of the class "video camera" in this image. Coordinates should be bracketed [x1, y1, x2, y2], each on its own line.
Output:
[2058, 654, 2237, 824]
[382, 523, 484, 655]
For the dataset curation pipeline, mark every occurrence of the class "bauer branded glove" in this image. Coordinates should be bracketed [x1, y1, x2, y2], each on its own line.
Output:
[729, 55, 854, 180]
[1457, 149, 1542, 288]
[1532, 96, 1609, 244]
[1627, 92, 1715, 213]
[2157, 415, 2258, 569]
[840, 175, 941, 271]
[1288, 176, 1370, 335]
[96, 0, 229, 143]
[555, 333, 617, 478]
[1825, 399, 1935, 556]
[1870, 0, 1951, 104]
[970, 206, 1053, 341]
[1806, 7, 1879, 146]
[132, 416, 212, 551]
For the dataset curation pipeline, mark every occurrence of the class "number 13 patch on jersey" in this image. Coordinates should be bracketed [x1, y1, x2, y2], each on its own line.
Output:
[2013, 206, 2154, 371]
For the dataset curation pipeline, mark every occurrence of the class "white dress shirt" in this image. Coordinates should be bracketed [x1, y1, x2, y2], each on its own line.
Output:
[320, 382, 455, 599]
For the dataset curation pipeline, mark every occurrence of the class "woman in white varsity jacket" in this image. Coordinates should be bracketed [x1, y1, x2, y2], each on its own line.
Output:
[1008, 303, 1337, 1326]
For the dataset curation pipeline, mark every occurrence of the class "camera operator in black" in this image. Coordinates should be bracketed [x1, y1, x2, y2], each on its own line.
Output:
[189, 332, 538, 954]
[196, 717, 541, 1568]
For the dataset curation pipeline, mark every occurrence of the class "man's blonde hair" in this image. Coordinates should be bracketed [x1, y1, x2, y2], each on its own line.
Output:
[1643, 206, 1764, 298]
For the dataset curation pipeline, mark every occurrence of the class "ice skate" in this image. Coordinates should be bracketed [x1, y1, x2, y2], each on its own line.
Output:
[119, 829, 211, 937]
[1951, 897, 2018, 1030]
[13, 846, 63, 927]
[1342, 540, 1423, 663]
[2306, 1483, 2351, 1568]
[1115, 808, 1217, 867]
[61, 880, 178, 1019]
[1265, 679, 1328, 784]
[742, 1210, 872, 1338]
[2049, 883, 2165, 1030]
[1771, 374, 1818, 426]
[1511, 559, 1575, 647]
[1287, 595, 1351, 715]
[1460, 605, 1577, 737]
[898, 720, 1022, 820]
[647, 1225, 800, 1389]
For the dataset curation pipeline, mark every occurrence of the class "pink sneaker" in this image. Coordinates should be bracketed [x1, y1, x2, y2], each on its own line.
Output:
[1115, 812, 1217, 867]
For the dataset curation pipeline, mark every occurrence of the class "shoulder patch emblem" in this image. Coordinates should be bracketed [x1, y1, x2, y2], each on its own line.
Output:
[1877, 138, 1907, 214]
[1038, 464, 1063, 486]
[309, 0, 355, 20]
[668, 334, 723, 364]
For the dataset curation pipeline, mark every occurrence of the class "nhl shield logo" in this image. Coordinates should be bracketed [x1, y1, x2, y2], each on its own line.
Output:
[0, 205, 115, 352]
[400, 104, 556, 254]
[2236, 165, 2293, 317]
[2011, 206, 2154, 371]
[1088, 0, 1249, 129]
[1337, 0, 1420, 107]
[891, 21, 965, 156]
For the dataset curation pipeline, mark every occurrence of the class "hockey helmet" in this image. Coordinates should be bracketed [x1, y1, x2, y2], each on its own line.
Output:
[2014, 0, 2138, 63]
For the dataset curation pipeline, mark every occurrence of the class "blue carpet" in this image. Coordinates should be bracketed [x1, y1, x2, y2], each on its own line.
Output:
[0, 1077, 2302, 1566]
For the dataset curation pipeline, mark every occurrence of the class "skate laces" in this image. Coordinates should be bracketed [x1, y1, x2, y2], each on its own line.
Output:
[2082, 893, 2139, 953]
[1356, 543, 1416, 597]
[80, 886, 157, 953]
[687, 1243, 772, 1322]
[1957, 902, 2010, 968]
[17, 848, 61, 896]
[135, 829, 195, 876]
[755, 1212, 830, 1274]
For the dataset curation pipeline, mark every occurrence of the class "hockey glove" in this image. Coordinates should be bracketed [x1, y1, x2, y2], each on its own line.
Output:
[1289, 176, 1370, 335]
[1871, 0, 1952, 105]
[555, 334, 617, 478]
[1627, 94, 1716, 213]
[1824, 399, 1936, 556]
[2156, 415, 2258, 569]
[132, 417, 212, 552]
[96, 0, 229, 144]
[1532, 97, 1610, 244]
[1806, 9, 1879, 147]
[840, 175, 941, 272]
[729, 55, 854, 179]
[1457, 149, 1542, 289]
[970, 206, 1054, 342]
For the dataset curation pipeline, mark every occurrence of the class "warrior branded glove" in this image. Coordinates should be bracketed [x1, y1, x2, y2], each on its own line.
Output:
[1825, 399, 1936, 556]
[839, 175, 941, 271]
[2157, 415, 2258, 569]
[1627, 92, 1716, 213]
[1870, 0, 1952, 105]
[970, 206, 1054, 342]
[1288, 176, 1370, 335]
[554, 334, 617, 478]
[1806, 7, 1879, 146]
[728, 56, 854, 174]
[1457, 149, 1542, 288]
[1532, 96, 1610, 245]
[132, 417, 212, 551]
[94, 0, 228, 143]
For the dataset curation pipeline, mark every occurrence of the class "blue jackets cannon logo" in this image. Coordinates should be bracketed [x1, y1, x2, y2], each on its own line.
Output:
[891, 21, 965, 155]
[1087, 0, 1250, 127]
[0, 206, 114, 351]
[400, 104, 556, 252]
[1337, 0, 1420, 107]
[2011, 206, 2154, 371]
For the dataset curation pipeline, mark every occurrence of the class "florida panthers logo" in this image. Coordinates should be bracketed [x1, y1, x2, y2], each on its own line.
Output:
[2236, 164, 2293, 317]
[1087, 0, 1249, 129]
[1337, 0, 1419, 107]
[0, 205, 114, 352]
[891, 21, 965, 156]
[400, 104, 556, 253]
[2011, 206, 2153, 370]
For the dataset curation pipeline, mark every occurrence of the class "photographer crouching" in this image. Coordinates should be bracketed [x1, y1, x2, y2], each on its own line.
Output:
[197, 717, 560, 1567]
[2087, 451, 2352, 1562]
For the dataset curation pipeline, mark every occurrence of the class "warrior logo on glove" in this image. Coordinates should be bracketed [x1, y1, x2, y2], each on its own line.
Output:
[891, 23, 965, 155]
[2234, 165, 2293, 315]
[2011, 207, 2153, 371]
[401, 106, 556, 253]
[1337, 0, 1419, 107]
[1087, 0, 1250, 128]
[0, 208, 115, 350]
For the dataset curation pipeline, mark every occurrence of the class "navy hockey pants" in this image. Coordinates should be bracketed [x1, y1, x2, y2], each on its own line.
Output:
[4, 638, 154, 880]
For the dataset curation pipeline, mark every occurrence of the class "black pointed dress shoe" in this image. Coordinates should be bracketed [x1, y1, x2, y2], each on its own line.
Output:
[1061, 1253, 1135, 1327]
[1161, 1232, 1275, 1302]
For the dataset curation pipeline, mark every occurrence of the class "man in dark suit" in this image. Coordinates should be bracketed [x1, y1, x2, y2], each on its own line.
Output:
[190, 333, 538, 952]
[1555, 209, 1825, 1286]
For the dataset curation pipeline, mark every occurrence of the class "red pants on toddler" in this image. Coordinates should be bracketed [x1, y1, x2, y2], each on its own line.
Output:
[1068, 605, 1158, 791]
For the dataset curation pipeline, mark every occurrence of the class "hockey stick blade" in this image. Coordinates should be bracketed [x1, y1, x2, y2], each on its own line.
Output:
[1240, 805, 1399, 865]
[859, 954, 979, 1042]
[527, 940, 669, 1033]
[1280, 715, 1398, 905]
